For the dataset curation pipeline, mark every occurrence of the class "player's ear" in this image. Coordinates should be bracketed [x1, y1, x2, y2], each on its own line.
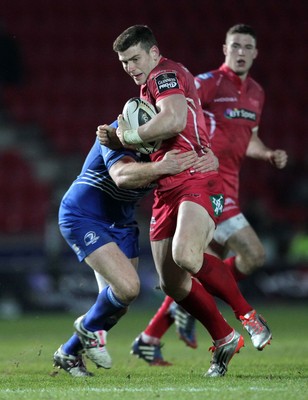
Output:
[222, 44, 227, 56]
[253, 48, 258, 60]
[150, 45, 160, 61]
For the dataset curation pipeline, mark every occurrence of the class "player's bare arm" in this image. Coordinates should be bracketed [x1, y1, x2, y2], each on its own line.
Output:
[138, 94, 187, 141]
[117, 94, 187, 147]
[246, 129, 288, 169]
[109, 149, 198, 189]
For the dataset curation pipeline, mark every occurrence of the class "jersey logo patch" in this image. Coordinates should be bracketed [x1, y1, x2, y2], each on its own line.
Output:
[155, 73, 179, 93]
[210, 194, 224, 217]
[84, 231, 100, 246]
[224, 108, 256, 121]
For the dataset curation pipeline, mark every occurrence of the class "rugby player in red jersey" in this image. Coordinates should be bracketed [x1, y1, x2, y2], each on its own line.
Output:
[135, 25, 288, 367]
[195, 24, 287, 279]
[111, 25, 272, 377]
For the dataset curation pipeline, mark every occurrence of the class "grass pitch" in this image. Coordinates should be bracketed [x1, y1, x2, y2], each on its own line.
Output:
[0, 302, 307, 400]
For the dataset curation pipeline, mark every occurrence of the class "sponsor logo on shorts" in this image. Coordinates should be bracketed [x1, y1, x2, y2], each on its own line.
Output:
[84, 231, 100, 246]
[150, 216, 156, 232]
[224, 108, 256, 121]
[72, 244, 81, 255]
[210, 194, 224, 217]
[223, 197, 237, 211]
[224, 197, 235, 205]
[155, 73, 179, 93]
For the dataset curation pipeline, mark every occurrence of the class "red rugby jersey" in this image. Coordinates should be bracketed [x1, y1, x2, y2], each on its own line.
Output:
[140, 57, 215, 190]
[195, 64, 264, 199]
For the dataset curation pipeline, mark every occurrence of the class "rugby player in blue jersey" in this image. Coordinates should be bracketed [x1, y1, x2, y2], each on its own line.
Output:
[53, 120, 217, 377]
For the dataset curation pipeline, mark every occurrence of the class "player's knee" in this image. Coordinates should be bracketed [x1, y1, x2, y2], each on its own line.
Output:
[172, 247, 201, 274]
[128, 279, 140, 302]
[244, 248, 266, 273]
[161, 282, 186, 302]
[161, 282, 170, 296]
[119, 278, 140, 304]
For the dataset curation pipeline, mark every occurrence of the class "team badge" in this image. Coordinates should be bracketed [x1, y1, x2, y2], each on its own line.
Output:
[210, 194, 224, 217]
[84, 231, 100, 246]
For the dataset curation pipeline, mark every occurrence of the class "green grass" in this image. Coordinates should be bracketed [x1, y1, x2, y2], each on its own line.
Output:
[0, 303, 307, 400]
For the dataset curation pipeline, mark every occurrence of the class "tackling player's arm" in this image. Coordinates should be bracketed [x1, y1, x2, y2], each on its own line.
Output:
[109, 149, 198, 189]
[96, 125, 123, 149]
[246, 127, 288, 169]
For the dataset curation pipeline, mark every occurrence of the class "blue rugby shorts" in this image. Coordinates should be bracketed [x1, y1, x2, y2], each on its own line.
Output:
[59, 217, 140, 262]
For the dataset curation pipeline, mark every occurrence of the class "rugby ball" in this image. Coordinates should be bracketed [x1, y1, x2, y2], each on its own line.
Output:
[122, 97, 161, 154]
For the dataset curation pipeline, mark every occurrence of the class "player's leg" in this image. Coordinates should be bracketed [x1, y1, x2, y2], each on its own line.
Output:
[149, 188, 244, 376]
[225, 225, 265, 275]
[170, 201, 251, 332]
[131, 299, 198, 366]
[169, 300, 198, 349]
[94, 270, 108, 292]
[209, 213, 265, 279]
[197, 215, 272, 351]
[131, 295, 174, 366]
[72, 245, 139, 369]
[56, 245, 139, 374]
[194, 252, 272, 351]
[85, 243, 139, 305]
[151, 237, 244, 377]
[159, 200, 207, 349]
[172, 202, 271, 353]
[78, 244, 138, 339]
[54, 267, 109, 376]
[76, 220, 141, 335]
[131, 212, 197, 366]
[172, 201, 214, 274]
[141, 296, 174, 342]
[55, 220, 140, 374]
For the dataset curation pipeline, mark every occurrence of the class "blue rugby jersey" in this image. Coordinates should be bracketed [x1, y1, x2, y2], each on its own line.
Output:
[59, 122, 154, 226]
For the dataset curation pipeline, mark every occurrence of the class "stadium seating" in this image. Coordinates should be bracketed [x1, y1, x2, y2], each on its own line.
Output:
[0, 0, 306, 233]
[0, 150, 51, 234]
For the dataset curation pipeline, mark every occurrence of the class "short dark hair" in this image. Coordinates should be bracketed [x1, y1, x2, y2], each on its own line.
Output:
[113, 25, 158, 53]
[226, 24, 257, 42]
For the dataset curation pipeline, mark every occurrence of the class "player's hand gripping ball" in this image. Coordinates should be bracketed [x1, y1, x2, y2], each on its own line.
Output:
[122, 97, 162, 154]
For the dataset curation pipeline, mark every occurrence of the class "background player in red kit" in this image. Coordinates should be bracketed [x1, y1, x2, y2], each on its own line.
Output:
[132, 24, 286, 366]
[196, 23, 287, 279]
[112, 25, 272, 377]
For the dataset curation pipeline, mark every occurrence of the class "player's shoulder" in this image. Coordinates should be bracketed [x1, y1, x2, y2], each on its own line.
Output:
[149, 57, 191, 94]
[194, 69, 220, 93]
[247, 75, 265, 95]
[149, 58, 176, 83]
[153, 57, 192, 77]
[195, 68, 219, 81]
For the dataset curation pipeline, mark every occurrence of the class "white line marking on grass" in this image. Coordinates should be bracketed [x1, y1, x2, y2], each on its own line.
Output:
[0, 387, 299, 394]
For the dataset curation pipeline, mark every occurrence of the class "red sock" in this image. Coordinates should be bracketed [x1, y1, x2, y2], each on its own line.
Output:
[224, 256, 247, 282]
[144, 296, 174, 339]
[178, 279, 233, 341]
[194, 253, 252, 319]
